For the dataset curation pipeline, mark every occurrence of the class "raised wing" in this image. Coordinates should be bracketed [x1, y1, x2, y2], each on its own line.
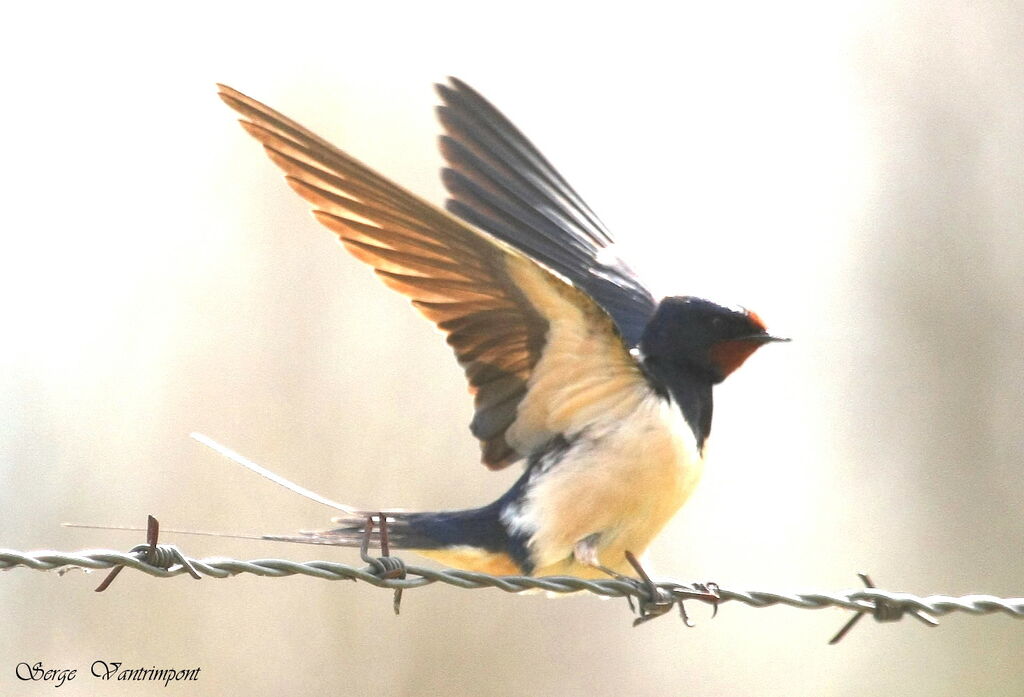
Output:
[435, 77, 658, 348]
[219, 85, 650, 469]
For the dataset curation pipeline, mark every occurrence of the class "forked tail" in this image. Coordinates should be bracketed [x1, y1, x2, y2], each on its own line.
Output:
[264, 505, 511, 554]
[190, 433, 529, 572]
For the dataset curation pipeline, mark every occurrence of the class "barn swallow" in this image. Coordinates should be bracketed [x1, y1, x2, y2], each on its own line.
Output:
[218, 78, 786, 578]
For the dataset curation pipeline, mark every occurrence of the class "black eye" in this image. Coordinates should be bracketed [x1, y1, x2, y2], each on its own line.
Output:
[708, 316, 725, 329]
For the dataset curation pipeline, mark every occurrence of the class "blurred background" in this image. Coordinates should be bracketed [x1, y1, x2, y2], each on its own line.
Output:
[1, 1, 1022, 695]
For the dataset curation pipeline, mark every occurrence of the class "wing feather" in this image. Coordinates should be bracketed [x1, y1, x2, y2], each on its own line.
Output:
[435, 78, 659, 347]
[219, 84, 649, 468]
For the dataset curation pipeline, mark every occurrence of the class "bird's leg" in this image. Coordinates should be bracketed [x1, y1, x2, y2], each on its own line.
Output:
[572, 533, 601, 567]
[571, 538, 673, 623]
[572, 533, 623, 578]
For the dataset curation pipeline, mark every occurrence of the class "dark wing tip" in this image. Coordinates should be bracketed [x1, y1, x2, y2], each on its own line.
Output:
[436, 77, 490, 109]
[445, 76, 474, 93]
[434, 79, 458, 101]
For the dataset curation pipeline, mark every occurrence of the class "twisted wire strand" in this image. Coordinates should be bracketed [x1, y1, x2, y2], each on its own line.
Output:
[2, 547, 1023, 622]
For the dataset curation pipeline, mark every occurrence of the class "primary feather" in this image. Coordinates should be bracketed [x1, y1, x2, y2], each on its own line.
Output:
[218, 84, 649, 470]
[435, 77, 658, 347]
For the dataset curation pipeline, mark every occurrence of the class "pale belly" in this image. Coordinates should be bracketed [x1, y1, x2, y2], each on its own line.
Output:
[511, 391, 705, 577]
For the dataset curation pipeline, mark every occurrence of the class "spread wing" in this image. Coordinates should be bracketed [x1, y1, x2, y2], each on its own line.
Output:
[219, 85, 651, 469]
[435, 77, 658, 348]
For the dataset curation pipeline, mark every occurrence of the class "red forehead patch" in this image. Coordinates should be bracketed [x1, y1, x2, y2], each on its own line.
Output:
[745, 308, 766, 331]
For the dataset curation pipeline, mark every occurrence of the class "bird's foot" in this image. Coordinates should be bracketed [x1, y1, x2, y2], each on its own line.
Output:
[611, 551, 720, 627]
[618, 551, 681, 626]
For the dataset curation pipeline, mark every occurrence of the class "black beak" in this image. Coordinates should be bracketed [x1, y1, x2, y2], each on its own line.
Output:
[740, 333, 790, 344]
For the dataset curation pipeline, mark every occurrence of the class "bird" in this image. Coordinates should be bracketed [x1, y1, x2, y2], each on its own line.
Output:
[217, 78, 787, 579]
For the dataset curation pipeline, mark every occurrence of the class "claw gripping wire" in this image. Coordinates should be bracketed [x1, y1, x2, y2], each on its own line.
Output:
[7, 517, 1022, 633]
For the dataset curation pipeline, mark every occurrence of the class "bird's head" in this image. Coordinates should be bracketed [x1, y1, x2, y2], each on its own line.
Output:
[640, 296, 788, 383]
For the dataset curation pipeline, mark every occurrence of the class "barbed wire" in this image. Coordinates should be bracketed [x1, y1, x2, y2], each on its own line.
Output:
[2, 542, 1022, 638]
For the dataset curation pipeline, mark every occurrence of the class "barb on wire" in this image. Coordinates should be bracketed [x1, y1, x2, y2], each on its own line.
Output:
[360, 514, 405, 615]
[94, 515, 201, 592]
[828, 572, 939, 643]
[4, 543, 1023, 639]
